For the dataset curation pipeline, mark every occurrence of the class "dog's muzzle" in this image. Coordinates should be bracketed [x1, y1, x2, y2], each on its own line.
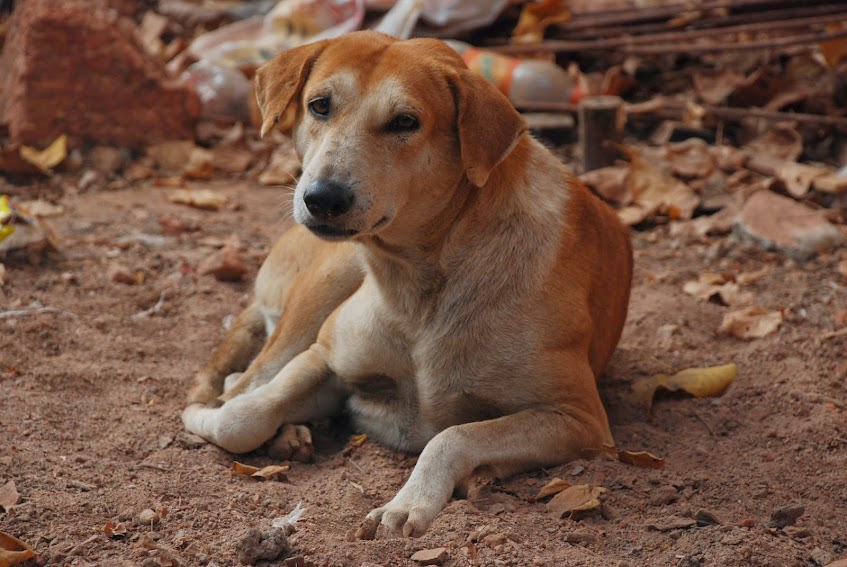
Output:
[301, 179, 359, 239]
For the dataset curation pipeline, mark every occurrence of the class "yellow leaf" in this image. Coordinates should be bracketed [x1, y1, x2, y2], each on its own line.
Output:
[632, 363, 737, 409]
[0, 530, 34, 567]
[20, 135, 67, 172]
[547, 485, 605, 518]
[512, 0, 572, 45]
[534, 477, 571, 501]
[349, 434, 368, 447]
[820, 23, 847, 67]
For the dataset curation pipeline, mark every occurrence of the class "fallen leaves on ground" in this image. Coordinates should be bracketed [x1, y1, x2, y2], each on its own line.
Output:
[603, 445, 665, 469]
[511, 0, 571, 44]
[232, 461, 289, 480]
[632, 363, 736, 409]
[20, 135, 67, 172]
[0, 481, 19, 512]
[534, 477, 571, 501]
[102, 522, 128, 539]
[167, 189, 228, 211]
[615, 144, 699, 225]
[547, 484, 605, 518]
[720, 306, 783, 340]
[0, 531, 34, 567]
[682, 272, 754, 307]
[349, 434, 368, 447]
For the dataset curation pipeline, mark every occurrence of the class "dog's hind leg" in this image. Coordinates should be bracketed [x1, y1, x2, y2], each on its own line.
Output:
[187, 303, 266, 405]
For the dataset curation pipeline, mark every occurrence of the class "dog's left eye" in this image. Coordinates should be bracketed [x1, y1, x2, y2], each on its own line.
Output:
[309, 97, 331, 117]
[387, 114, 419, 133]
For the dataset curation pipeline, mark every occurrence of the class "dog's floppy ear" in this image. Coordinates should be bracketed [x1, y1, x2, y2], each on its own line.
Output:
[255, 40, 329, 137]
[449, 69, 527, 187]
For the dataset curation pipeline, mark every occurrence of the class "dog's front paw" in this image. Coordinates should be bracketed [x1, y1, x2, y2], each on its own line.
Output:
[357, 494, 441, 539]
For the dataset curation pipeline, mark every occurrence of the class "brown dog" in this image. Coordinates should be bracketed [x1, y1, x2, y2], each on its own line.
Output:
[182, 30, 632, 538]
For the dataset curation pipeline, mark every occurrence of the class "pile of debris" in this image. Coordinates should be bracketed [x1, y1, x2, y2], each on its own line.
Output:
[0, 0, 845, 261]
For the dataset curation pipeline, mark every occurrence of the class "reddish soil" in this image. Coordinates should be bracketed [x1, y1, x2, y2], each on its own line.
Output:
[1, 176, 846, 567]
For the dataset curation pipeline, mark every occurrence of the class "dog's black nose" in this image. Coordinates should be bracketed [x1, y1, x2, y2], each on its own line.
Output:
[303, 179, 354, 219]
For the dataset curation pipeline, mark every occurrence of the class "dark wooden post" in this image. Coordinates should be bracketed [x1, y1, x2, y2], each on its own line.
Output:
[579, 95, 625, 173]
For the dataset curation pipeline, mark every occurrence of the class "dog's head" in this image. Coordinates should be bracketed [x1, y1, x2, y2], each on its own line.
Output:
[255, 31, 526, 242]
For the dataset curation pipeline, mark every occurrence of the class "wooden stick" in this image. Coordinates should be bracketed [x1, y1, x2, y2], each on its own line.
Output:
[545, 4, 847, 40]
[491, 28, 847, 56]
[579, 96, 625, 173]
[512, 100, 847, 129]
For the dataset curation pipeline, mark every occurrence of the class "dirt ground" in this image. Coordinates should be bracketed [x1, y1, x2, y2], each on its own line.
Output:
[1, 174, 846, 567]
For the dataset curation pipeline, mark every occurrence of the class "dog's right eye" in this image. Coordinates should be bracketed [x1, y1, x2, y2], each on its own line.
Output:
[309, 97, 330, 118]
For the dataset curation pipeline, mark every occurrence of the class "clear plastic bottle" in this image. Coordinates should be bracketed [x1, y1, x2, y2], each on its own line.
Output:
[445, 40, 583, 105]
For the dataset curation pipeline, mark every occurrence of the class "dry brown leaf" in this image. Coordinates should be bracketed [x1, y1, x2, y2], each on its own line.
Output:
[603, 445, 665, 469]
[618, 449, 665, 469]
[258, 146, 301, 186]
[746, 123, 802, 162]
[20, 135, 67, 172]
[616, 144, 699, 225]
[167, 189, 228, 211]
[148, 140, 196, 175]
[349, 434, 368, 447]
[692, 68, 745, 105]
[232, 461, 260, 475]
[776, 162, 830, 199]
[632, 363, 737, 409]
[250, 465, 289, 480]
[736, 268, 770, 286]
[17, 199, 64, 218]
[820, 23, 847, 67]
[547, 484, 605, 518]
[665, 139, 715, 179]
[511, 0, 571, 45]
[683, 281, 753, 307]
[580, 165, 630, 205]
[534, 477, 571, 501]
[232, 461, 289, 480]
[183, 148, 215, 180]
[211, 146, 253, 174]
[813, 173, 847, 194]
[0, 481, 19, 512]
[720, 306, 782, 340]
[0, 530, 34, 567]
[103, 521, 128, 539]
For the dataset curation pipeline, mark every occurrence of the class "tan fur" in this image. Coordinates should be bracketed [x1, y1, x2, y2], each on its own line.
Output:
[183, 31, 632, 538]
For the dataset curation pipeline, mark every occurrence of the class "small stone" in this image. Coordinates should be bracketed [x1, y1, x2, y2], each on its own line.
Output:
[769, 503, 805, 529]
[157, 435, 173, 449]
[783, 526, 812, 539]
[720, 533, 743, 546]
[137, 508, 160, 525]
[482, 532, 507, 547]
[107, 263, 136, 285]
[159, 215, 193, 236]
[568, 465, 585, 476]
[236, 528, 289, 565]
[694, 509, 721, 526]
[649, 485, 678, 507]
[736, 518, 755, 528]
[141, 558, 161, 567]
[565, 530, 595, 544]
[282, 557, 308, 567]
[646, 516, 696, 532]
[410, 547, 448, 565]
[197, 245, 247, 282]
